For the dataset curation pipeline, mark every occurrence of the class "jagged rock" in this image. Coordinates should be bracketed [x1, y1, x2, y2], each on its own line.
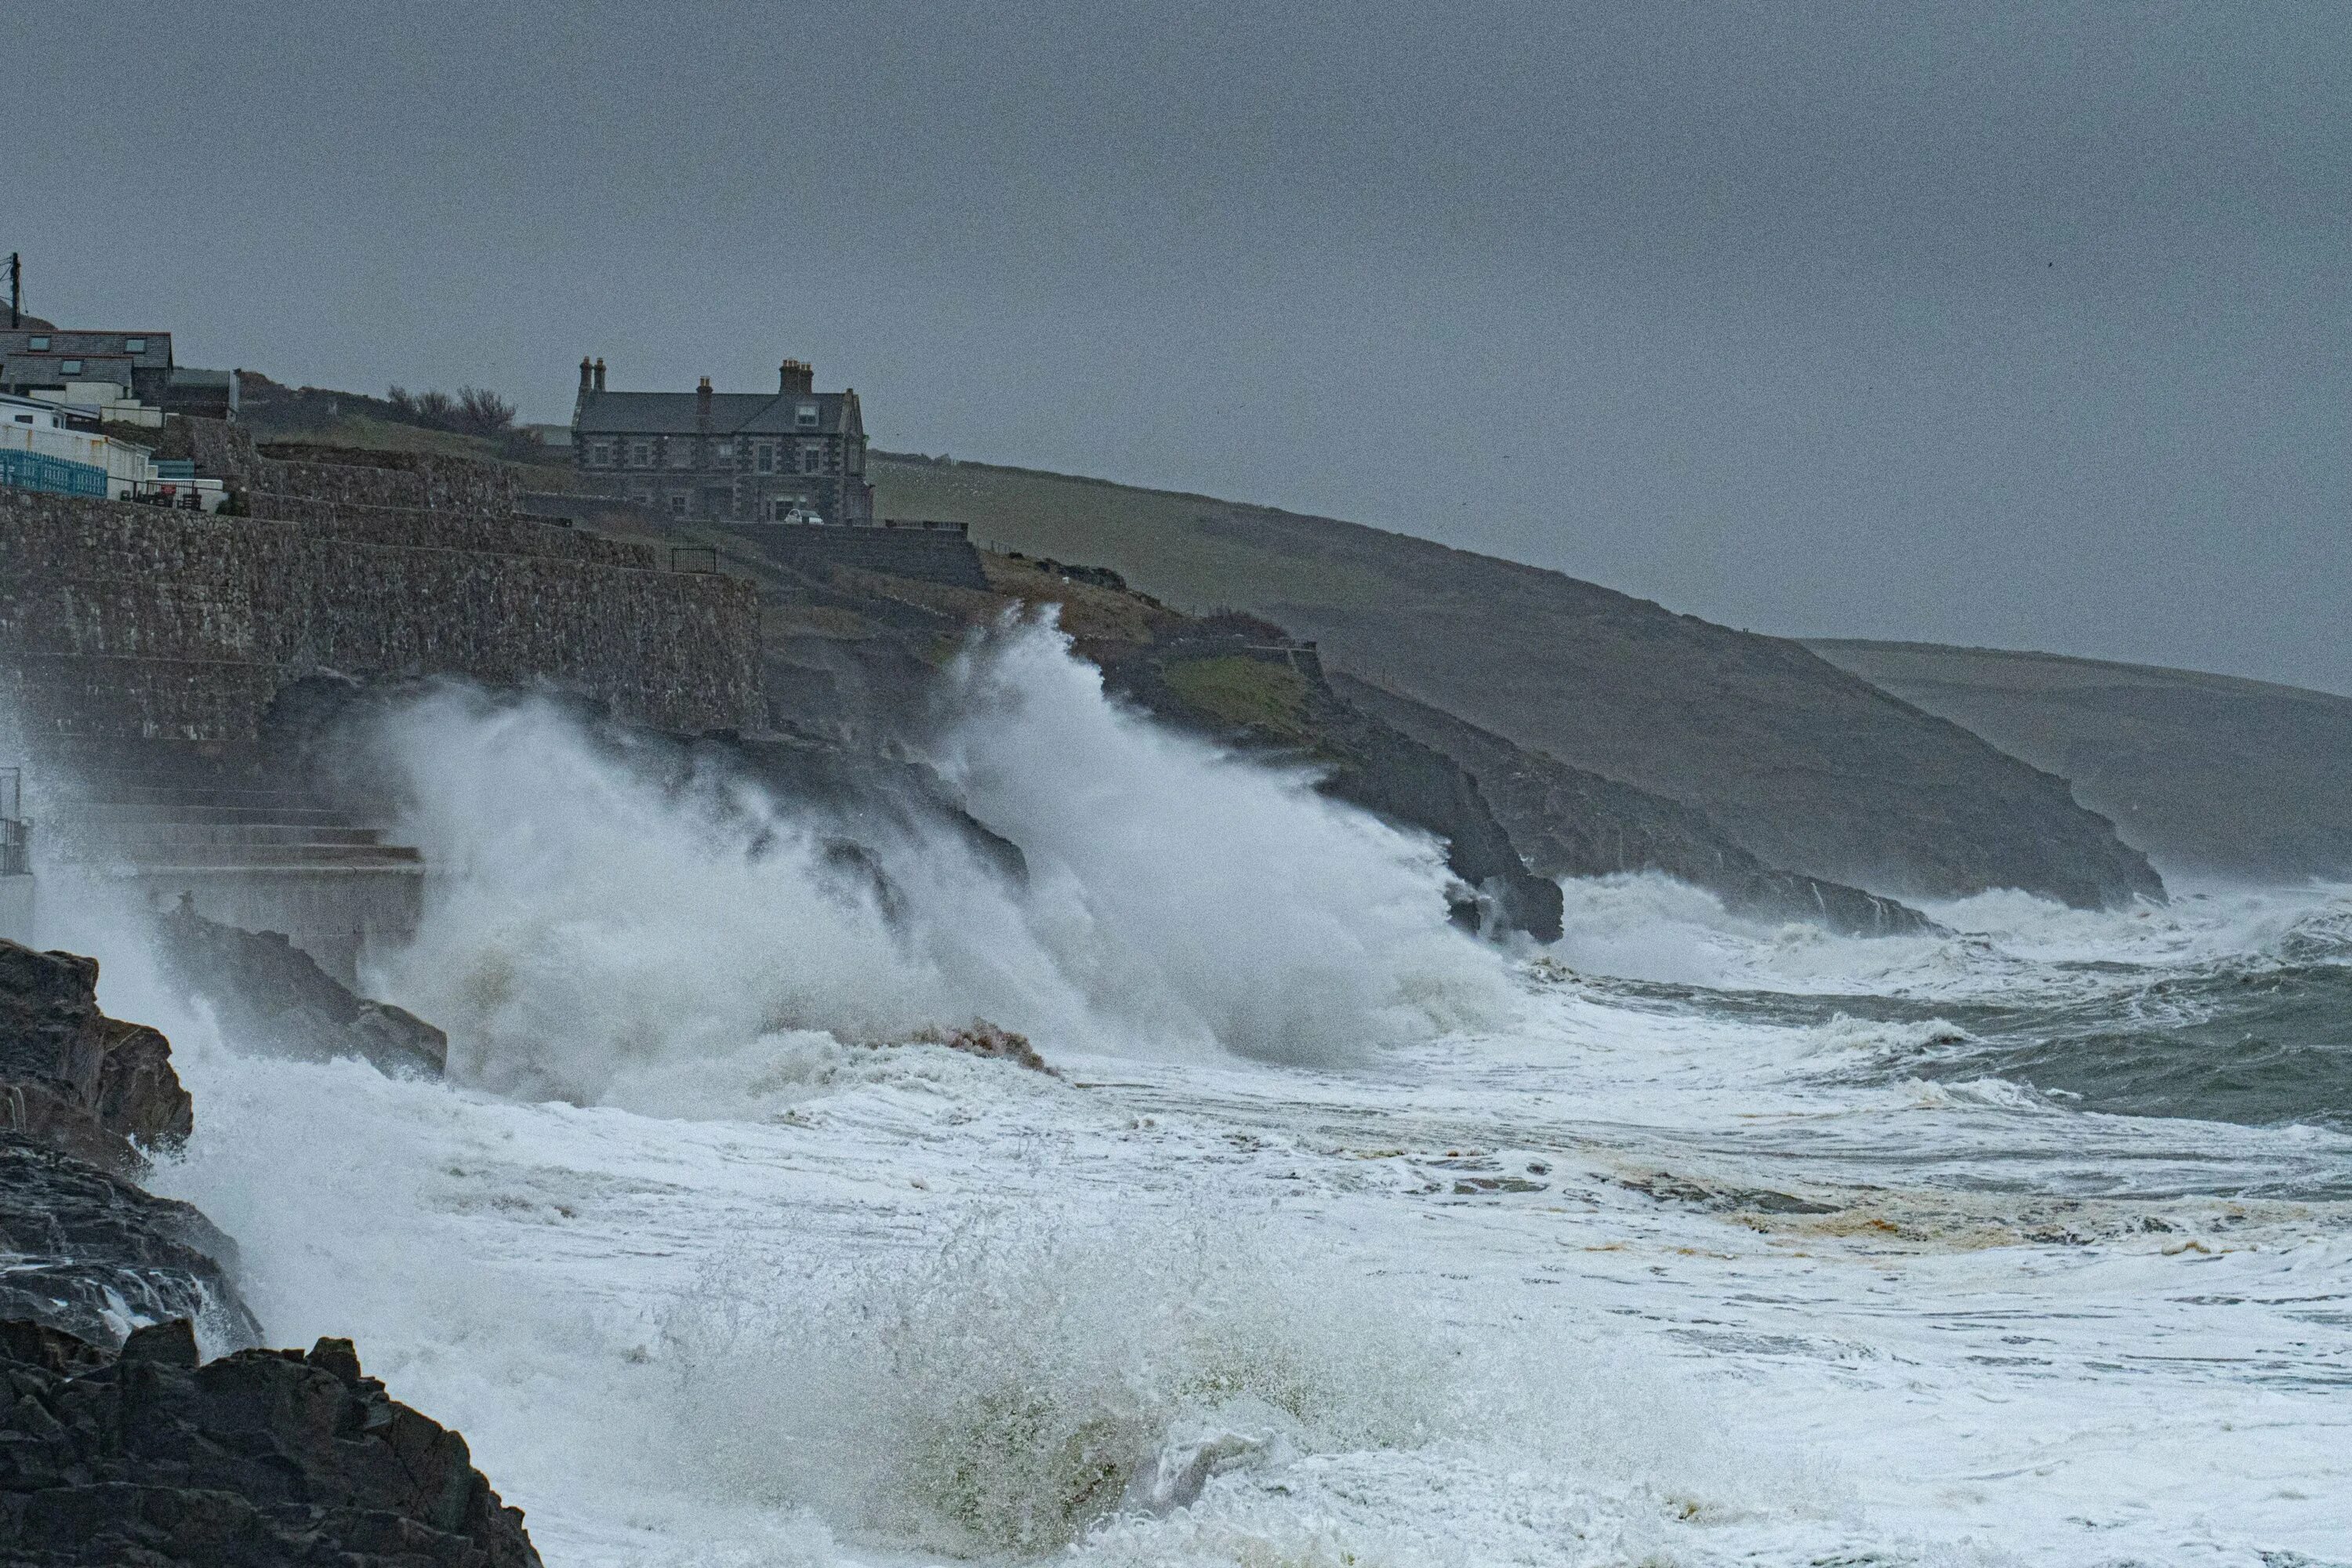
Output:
[912, 1022, 1055, 1074]
[153, 898, 445, 1078]
[0, 942, 193, 1171]
[0, 1317, 541, 1566]
[0, 1138, 260, 1352]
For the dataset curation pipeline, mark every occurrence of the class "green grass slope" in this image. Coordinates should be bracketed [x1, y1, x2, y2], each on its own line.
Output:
[1806, 641, 2352, 883]
[873, 454, 2162, 907]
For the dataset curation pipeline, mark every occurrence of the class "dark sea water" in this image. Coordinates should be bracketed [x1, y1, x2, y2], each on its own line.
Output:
[1573, 886, 2352, 1134]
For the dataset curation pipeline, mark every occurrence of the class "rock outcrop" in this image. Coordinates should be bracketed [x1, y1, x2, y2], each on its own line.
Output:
[0, 1317, 541, 1566]
[0, 942, 192, 1171]
[152, 898, 445, 1078]
[1, 940, 256, 1352]
[1334, 676, 1934, 935]
[0, 1141, 260, 1352]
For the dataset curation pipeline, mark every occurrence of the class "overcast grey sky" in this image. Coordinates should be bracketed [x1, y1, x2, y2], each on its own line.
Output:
[10, 2, 2347, 691]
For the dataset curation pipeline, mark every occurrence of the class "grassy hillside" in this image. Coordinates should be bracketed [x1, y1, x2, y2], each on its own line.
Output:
[872, 453, 2161, 906]
[1807, 641, 2352, 882]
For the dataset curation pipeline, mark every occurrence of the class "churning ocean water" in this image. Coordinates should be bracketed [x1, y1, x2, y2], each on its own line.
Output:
[43, 623, 2351, 1567]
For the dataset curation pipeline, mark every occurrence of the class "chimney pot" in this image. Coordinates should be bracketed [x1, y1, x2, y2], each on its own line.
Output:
[593, 358, 606, 391]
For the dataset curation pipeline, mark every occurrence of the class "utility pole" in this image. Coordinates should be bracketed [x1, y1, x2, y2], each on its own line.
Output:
[6, 253, 18, 329]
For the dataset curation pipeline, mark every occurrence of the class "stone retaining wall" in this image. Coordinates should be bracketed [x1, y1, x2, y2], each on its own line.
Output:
[0, 488, 760, 742]
[242, 493, 656, 568]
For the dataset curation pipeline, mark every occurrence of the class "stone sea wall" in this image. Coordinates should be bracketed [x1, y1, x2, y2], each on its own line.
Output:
[0, 487, 761, 742]
[243, 492, 658, 568]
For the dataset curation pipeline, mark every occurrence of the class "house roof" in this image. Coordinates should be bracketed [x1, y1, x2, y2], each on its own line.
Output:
[0, 331, 173, 369]
[573, 389, 858, 437]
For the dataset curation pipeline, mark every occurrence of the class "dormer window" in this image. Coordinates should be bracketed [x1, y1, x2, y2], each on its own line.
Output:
[124, 338, 146, 353]
[26, 336, 48, 350]
[795, 402, 819, 428]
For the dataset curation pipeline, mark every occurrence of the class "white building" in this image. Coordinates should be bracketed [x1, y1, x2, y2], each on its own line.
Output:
[0, 393, 227, 510]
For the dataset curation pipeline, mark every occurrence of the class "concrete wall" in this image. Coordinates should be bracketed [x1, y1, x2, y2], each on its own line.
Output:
[0, 488, 764, 743]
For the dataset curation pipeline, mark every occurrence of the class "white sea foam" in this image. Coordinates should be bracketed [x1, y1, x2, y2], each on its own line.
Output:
[1544, 868, 2352, 1004]
[27, 632, 2352, 1566]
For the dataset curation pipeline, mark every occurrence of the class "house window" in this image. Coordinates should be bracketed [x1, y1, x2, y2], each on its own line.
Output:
[669, 439, 695, 468]
[753, 441, 774, 474]
[627, 438, 653, 467]
[26, 336, 47, 350]
[801, 443, 824, 474]
[713, 439, 734, 463]
[60, 360, 82, 375]
[586, 439, 613, 466]
[668, 492, 688, 516]
[123, 338, 145, 353]
[795, 402, 818, 428]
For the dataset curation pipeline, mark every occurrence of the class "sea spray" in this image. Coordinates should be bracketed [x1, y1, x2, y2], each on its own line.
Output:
[368, 615, 1510, 1107]
[656, 1207, 1456, 1556]
[933, 614, 1512, 1062]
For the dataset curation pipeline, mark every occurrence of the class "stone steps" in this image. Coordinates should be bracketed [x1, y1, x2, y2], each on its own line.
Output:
[100, 844, 423, 870]
[69, 822, 390, 849]
[59, 802, 361, 827]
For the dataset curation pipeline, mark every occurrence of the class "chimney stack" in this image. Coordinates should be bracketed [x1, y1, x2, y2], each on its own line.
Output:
[579, 356, 593, 393]
[593, 358, 606, 392]
[779, 358, 813, 395]
[697, 375, 713, 409]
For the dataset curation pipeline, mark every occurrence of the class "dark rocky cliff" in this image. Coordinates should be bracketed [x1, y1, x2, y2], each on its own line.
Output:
[0, 941, 542, 1565]
[0, 1319, 541, 1567]
[1809, 639, 2352, 884]
[869, 455, 2170, 910]
[1334, 675, 1931, 933]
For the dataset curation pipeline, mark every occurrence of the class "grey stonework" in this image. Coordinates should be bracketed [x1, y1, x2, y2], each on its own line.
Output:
[243, 492, 656, 569]
[1, 470, 761, 745]
[568, 357, 876, 524]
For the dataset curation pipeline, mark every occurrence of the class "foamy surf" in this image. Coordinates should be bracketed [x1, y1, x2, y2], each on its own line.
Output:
[34, 622, 2348, 1566]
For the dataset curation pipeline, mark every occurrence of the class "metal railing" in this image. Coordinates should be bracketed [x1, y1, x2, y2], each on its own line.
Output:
[1, 768, 27, 877]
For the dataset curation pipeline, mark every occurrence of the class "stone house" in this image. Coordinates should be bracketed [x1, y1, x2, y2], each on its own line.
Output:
[568, 357, 874, 524]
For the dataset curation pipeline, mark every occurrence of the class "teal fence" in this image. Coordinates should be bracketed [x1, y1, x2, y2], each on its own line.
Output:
[0, 448, 107, 498]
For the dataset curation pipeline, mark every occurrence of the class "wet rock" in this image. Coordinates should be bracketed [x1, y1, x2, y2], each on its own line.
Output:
[910, 1021, 1056, 1074]
[0, 1138, 260, 1352]
[153, 898, 445, 1078]
[0, 941, 193, 1171]
[1619, 1171, 1839, 1216]
[0, 1316, 542, 1566]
